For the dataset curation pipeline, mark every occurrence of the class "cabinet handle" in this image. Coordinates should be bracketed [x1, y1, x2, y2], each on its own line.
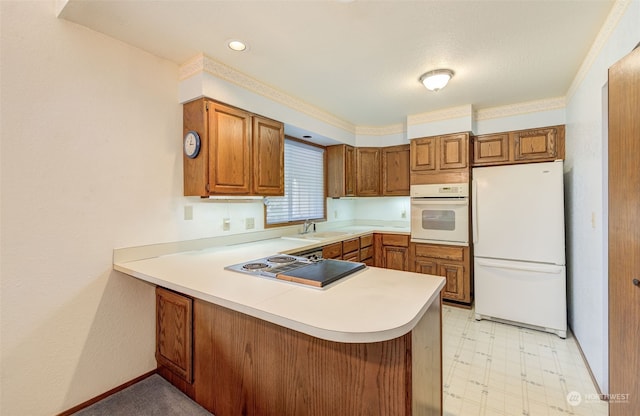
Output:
[633, 278, 640, 286]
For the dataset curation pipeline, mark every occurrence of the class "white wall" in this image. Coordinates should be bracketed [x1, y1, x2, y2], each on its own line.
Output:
[564, 0, 639, 393]
[0, 2, 228, 414]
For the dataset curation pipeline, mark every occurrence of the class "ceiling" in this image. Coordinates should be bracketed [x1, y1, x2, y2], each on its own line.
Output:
[59, 0, 615, 129]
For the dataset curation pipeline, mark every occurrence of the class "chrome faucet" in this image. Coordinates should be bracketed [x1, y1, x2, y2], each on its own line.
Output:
[302, 219, 314, 234]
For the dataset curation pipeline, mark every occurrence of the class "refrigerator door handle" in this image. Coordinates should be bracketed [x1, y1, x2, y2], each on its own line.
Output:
[476, 259, 564, 274]
[472, 178, 479, 244]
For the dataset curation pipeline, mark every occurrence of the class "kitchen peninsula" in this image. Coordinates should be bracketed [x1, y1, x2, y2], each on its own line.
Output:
[114, 227, 445, 416]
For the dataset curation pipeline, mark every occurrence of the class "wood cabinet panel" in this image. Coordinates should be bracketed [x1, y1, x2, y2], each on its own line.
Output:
[360, 234, 373, 248]
[156, 287, 193, 383]
[359, 246, 373, 262]
[186, 297, 440, 416]
[382, 145, 410, 196]
[326, 144, 356, 197]
[322, 242, 343, 259]
[410, 243, 472, 305]
[342, 237, 360, 254]
[440, 134, 468, 169]
[183, 98, 284, 196]
[382, 234, 409, 247]
[410, 137, 436, 171]
[252, 116, 284, 195]
[472, 133, 510, 165]
[471, 125, 565, 167]
[208, 103, 252, 194]
[383, 246, 409, 271]
[356, 147, 381, 196]
[512, 127, 560, 161]
[410, 132, 470, 185]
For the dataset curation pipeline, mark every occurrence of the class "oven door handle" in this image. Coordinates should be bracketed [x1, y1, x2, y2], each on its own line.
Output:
[411, 199, 468, 205]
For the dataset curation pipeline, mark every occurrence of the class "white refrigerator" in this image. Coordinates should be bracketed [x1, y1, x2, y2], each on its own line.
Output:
[472, 160, 567, 338]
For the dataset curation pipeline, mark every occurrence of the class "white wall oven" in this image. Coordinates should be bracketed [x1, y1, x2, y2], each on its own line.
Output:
[410, 183, 469, 246]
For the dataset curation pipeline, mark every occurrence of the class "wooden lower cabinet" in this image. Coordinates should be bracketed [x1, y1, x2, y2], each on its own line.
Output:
[156, 287, 193, 383]
[374, 233, 410, 271]
[410, 243, 472, 305]
[162, 295, 442, 416]
[360, 234, 374, 265]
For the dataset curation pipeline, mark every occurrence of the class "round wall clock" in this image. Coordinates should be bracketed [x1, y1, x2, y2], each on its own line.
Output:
[183, 131, 201, 159]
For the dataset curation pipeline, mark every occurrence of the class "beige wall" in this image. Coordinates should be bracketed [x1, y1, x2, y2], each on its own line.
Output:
[0, 2, 182, 414]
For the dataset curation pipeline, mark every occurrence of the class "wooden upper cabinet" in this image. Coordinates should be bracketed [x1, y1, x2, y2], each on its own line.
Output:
[472, 125, 565, 167]
[208, 102, 251, 194]
[440, 134, 468, 169]
[182, 98, 284, 196]
[252, 116, 284, 195]
[410, 137, 436, 171]
[472, 133, 510, 165]
[512, 126, 562, 161]
[356, 147, 381, 196]
[411, 133, 469, 171]
[326, 144, 356, 197]
[382, 144, 410, 196]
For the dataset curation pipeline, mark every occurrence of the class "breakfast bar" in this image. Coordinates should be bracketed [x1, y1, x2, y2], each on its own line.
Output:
[114, 231, 445, 416]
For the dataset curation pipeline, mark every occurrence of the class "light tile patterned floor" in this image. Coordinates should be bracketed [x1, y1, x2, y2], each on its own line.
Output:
[442, 305, 608, 416]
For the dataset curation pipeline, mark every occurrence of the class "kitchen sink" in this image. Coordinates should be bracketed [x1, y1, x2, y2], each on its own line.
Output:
[282, 231, 351, 242]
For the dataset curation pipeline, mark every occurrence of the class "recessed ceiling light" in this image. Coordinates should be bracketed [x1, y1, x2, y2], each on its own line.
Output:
[228, 40, 247, 52]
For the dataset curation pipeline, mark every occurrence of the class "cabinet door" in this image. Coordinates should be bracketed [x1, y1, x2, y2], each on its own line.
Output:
[410, 137, 436, 171]
[440, 133, 468, 169]
[327, 145, 356, 197]
[512, 127, 558, 161]
[439, 262, 466, 301]
[473, 133, 509, 165]
[382, 246, 409, 271]
[414, 258, 438, 275]
[252, 116, 284, 195]
[356, 147, 381, 196]
[156, 287, 193, 383]
[208, 103, 251, 194]
[382, 144, 410, 196]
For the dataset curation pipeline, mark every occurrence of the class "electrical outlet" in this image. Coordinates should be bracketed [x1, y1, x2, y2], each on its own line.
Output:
[246, 217, 255, 230]
[334, 210, 338, 219]
[184, 205, 193, 220]
[223, 218, 230, 231]
[401, 209, 406, 219]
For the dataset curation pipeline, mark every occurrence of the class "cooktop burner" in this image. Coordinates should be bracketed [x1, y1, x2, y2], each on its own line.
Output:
[265, 255, 296, 264]
[242, 262, 270, 271]
[225, 254, 315, 278]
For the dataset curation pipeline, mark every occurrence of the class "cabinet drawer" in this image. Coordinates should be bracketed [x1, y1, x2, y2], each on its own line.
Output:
[360, 234, 373, 248]
[414, 243, 465, 261]
[342, 237, 360, 254]
[322, 242, 343, 259]
[363, 257, 374, 266]
[343, 252, 359, 262]
[360, 246, 373, 261]
[381, 234, 409, 247]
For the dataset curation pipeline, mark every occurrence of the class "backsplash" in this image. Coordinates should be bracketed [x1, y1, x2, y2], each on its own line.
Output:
[180, 196, 409, 238]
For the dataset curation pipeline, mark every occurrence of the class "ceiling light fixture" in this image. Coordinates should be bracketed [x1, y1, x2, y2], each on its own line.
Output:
[228, 40, 247, 52]
[419, 69, 454, 92]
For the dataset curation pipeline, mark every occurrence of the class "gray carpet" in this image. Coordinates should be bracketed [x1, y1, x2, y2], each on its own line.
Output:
[73, 374, 213, 416]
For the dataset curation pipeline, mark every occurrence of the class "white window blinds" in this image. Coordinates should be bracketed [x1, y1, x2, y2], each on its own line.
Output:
[266, 139, 325, 225]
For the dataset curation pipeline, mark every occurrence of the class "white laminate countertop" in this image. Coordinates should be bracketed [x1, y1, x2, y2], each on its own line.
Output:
[113, 225, 445, 344]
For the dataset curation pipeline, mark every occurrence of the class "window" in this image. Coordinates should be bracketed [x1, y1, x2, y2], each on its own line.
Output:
[266, 139, 325, 225]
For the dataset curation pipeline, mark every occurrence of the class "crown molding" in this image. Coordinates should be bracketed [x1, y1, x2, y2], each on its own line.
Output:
[566, 0, 631, 100]
[407, 105, 473, 126]
[179, 54, 355, 134]
[475, 97, 566, 121]
[355, 124, 405, 136]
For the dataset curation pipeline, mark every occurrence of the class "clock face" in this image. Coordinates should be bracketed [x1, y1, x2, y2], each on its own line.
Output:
[184, 131, 200, 158]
